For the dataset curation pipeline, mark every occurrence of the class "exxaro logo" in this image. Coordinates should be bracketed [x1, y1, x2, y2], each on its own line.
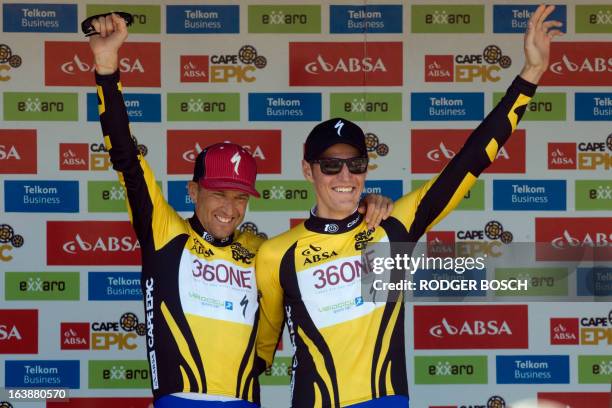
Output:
[17, 97, 64, 112]
[0, 44, 23, 82]
[589, 9, 612, 25]
[0, 224, 24, 262]
[181, 45, 267, 83]
[426, 45, 511, 83]
[104, 365, 148, 380]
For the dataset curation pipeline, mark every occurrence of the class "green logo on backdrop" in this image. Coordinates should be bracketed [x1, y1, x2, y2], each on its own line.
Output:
[167, 93, 240, 121]
[4, 92, 78, 121]
[412, 180, 484, 210]
[494, 268, 569, 296]
[414, 356, 487, 384]
[249, 181, 314, 211]
[87, 5, 161, 33]
[88, 181, 162, 212]
[493, 92, 565, 121]
[89, 360, 150, 388]
[330, 93, 402, 121]
[411, 5, 484, 33]
[576, 6, 612, 33]
[249, 5, 321, 33]
[5, 272, 80, 301]
[578, 355, 612, 384]
[260, 356, 292, 385]
[575, 180, 612, 211]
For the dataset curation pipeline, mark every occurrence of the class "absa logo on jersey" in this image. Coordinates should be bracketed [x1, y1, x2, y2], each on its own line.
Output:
[47, 221, 140, 265]
[289, 42, 402, 86]
[45, 41, 160, 86]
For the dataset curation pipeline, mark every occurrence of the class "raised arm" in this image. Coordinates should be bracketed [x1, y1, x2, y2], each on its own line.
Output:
[89, 14, 181, 247]
[392, 5, 563, 238]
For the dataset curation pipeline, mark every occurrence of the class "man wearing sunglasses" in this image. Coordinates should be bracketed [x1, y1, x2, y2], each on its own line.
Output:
[256, 4, 562, 408]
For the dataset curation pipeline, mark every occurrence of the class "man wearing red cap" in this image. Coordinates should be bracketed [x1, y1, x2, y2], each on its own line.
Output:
[256, 5, 563, 408]
[87, 13, 392, 408]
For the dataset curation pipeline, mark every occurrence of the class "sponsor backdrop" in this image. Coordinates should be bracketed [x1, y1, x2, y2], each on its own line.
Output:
[0, 1, 610, 407]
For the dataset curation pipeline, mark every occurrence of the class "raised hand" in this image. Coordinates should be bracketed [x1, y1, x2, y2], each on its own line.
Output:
[88, 13, 129, 75]
[520, 4, 564, 83]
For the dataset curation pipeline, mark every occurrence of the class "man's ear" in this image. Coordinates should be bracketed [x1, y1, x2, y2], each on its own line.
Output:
[302, 159, 314, 182]
[188, 181, 199, 203]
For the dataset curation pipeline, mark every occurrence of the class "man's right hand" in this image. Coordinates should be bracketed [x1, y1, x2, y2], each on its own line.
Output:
[88, 13, 128, 75]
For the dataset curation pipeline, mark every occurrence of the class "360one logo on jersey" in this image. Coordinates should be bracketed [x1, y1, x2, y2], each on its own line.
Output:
[47, 221, 140, 265]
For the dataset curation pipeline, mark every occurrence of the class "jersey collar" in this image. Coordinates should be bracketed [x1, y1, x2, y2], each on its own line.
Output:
[304, 207, 363, 234]
[189, 215, 234, 247]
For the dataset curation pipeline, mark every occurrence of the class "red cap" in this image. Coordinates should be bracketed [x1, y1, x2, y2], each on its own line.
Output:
[193, 143, 260, 197]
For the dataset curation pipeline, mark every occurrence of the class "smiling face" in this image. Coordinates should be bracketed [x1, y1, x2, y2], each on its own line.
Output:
[188, 182, 249, 239]
[302, 143, 367, 220]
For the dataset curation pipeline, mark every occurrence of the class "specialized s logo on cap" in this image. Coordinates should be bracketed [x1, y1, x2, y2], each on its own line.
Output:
[231, 151, 241, 175]
[334, 120, 344, 136]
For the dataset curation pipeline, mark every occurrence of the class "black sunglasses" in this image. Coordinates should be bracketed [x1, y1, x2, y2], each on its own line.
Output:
[309, 157, 368, 175]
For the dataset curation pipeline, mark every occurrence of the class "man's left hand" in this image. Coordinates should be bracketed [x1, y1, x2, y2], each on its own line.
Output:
[358, 194, 394, 230]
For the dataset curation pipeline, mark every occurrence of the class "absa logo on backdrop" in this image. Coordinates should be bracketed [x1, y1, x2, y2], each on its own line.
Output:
[0, 129, 37, 174]
[289, 42, 402, 86]
[535, 217, 612, 261]
[47, 221, 140, 265]
[540, 42, 612, 86]
[45, 41, 160, 87]
[413, 305, 529, 349]
[0, 309, 38, 354]
[167, 130, 281, 174]
[411, 129, 525, 173]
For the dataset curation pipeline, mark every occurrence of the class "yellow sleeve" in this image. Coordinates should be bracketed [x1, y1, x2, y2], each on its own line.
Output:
[255, 240, 285, 367]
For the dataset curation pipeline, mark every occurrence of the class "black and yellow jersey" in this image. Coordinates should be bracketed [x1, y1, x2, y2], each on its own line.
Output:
[96, 71, 264, 404]
[255, 76, 536, 407]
